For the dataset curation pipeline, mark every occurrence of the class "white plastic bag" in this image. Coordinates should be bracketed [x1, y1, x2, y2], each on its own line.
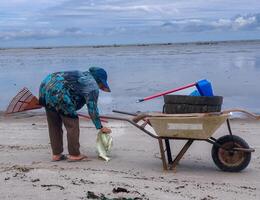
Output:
[96, 130, 113, 161]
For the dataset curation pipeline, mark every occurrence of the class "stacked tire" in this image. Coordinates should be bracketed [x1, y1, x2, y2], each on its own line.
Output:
[163, 95, 223, 114]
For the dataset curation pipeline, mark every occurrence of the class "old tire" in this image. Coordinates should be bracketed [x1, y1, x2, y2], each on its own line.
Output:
[211, 135, 251, 172]
[163, 103, 222, 113]
[164, 95, 223, 105]
[163, 95, 223, 114]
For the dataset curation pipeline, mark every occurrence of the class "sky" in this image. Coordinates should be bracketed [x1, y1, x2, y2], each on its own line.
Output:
[0, 0, 260, 47]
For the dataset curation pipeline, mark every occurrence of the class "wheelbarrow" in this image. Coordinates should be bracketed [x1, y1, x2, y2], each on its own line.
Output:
[5, 88, 258, 172]
[103, 109, 258, 172]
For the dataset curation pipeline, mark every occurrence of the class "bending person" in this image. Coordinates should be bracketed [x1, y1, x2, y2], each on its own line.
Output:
[39, 67, 111, 162]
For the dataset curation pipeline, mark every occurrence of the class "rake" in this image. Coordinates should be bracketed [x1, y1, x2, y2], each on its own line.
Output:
[5, 87, 42, 114]
[5, 87, 108, 123]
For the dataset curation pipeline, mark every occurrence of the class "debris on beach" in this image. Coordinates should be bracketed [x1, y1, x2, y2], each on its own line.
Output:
[86, 191, 100, 199]
[31, 178, 40, 182]
[11, 165, 31, 172]
[86, 190, 144, 200]
[41, 184, 65, 190]
[112, 187, 130, 193]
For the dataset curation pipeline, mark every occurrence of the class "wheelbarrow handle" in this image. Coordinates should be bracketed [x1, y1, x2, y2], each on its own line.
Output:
[100, 114, 159, 139]
[112, 110, 138, 116]
[132, 114, 151, 123]
[222, 109, 260, 120]
[112, 109, 151, 124]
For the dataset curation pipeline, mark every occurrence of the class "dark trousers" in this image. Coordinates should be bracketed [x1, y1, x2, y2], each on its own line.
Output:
[46, 109, 80, 156]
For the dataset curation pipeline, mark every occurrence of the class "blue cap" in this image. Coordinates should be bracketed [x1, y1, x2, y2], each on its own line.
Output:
[89, 67, 111, 92]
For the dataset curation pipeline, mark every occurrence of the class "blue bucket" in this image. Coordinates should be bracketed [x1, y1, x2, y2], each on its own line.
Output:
[195, 79, 214, 96]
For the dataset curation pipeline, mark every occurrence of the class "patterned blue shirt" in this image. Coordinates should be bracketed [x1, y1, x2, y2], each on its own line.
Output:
[39, 70, 102, 129]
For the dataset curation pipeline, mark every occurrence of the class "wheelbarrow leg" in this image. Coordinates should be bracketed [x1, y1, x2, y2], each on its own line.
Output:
[158, 139, 168, 170]
[170, 140, 194, 171]
[165, 139, 173, 165]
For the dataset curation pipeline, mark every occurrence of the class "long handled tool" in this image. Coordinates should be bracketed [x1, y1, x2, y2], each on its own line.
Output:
[5, 87, 42, 114]
[5, 87, 108, 123]
[137, 79, 213, 103]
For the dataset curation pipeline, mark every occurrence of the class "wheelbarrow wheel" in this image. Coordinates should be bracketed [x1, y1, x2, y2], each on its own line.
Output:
[211, 135, 251, 172]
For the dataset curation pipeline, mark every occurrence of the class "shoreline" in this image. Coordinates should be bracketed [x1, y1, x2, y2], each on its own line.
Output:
[1, 39, 259, 50]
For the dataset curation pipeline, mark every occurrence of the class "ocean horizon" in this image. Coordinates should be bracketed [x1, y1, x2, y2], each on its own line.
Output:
[1, 39, 260, 50]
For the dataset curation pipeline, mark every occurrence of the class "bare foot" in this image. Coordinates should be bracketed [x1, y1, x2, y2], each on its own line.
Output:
[52, 154, 67, 161]
[67, 154, 88, 162]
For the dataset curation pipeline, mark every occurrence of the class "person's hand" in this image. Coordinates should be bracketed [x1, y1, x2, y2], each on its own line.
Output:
[100, 126, 111, 134]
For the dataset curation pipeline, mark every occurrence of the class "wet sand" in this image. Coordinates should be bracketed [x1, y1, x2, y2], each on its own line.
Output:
[0, 112, 260, 200]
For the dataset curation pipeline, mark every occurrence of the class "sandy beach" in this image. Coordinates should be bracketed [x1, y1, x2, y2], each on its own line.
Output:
[0, 112, 259, 200]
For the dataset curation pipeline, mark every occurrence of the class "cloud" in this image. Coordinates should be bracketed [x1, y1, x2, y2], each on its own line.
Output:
[215, 13, 260, 30]
[0, 0, 66, 10]
[0, 0, 260, 46]
[232, 14, 260, 30]
[0, 26, 99, 42]
[64, 27, 82, 34]
[1, 13, 260, 42]
[0, 29, 61, 40]
[161, 13, 260, 32]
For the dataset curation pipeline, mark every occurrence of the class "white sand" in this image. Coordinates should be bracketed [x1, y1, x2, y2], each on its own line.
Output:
[0, 112, 259, 200]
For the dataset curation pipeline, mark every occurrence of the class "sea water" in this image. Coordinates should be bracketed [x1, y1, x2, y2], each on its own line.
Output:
[0, 40, 260, 114]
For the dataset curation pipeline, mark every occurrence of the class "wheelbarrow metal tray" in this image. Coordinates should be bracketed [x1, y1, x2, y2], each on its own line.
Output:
[148, 113, 229, 139]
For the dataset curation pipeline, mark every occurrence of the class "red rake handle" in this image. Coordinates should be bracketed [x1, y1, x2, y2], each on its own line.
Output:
[137, 82, 196, 103]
